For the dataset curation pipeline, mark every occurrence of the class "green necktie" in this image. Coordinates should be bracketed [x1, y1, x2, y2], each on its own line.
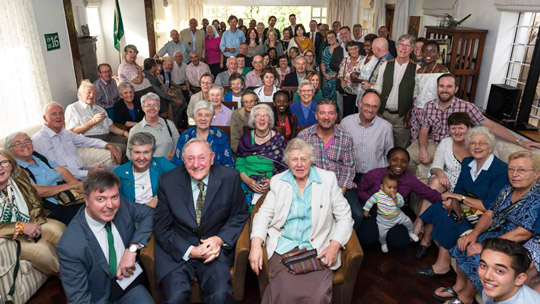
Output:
[104, 222, 117, 277]
[196, 182, 205, 226]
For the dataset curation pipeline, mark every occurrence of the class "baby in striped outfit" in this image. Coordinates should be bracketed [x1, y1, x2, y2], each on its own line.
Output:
[363, 174, 419, 252]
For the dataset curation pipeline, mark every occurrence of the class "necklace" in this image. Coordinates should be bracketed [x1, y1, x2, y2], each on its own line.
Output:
[422, 62, 438, 74]
[254, 129, 271, 138]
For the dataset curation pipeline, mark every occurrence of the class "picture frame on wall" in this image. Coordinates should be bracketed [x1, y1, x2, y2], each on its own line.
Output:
[408, 16, 421, 37]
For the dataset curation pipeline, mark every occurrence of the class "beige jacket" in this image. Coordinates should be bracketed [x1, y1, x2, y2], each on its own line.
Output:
[230, 108, 249, 153]
[180, 28, 205, 59]
[251, 167, 353, 270]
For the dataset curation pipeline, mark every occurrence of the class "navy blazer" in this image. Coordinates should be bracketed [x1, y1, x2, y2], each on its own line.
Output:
[57, 197, 154, 303]
[282, 71, 300, 87]
[154, 164, 248, 283]
[290, 101, 317, 127]
[113, 98, 144, 125]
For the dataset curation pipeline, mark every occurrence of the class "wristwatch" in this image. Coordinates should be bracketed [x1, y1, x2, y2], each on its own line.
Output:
[460, 195, 466, 202]
[128, 244, 140, 253]
[515, 137, 523, 145]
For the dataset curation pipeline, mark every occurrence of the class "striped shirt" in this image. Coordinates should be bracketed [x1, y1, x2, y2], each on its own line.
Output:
[340, 114, 393, 174]
[363, 190, 404, 217]
[298, 124, 356, 189]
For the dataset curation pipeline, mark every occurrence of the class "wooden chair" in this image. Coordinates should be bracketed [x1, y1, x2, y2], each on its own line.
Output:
[240, 192, 364, 304]
[140, 232, 250, 303]
[223, 101, 239, 110]
[282, 86, 298, 100]
[214, 125, 231, 140]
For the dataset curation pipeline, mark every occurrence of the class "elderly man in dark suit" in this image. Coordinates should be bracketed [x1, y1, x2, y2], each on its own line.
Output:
[154, 138, 248, 303]
[57, 171, 154, 303]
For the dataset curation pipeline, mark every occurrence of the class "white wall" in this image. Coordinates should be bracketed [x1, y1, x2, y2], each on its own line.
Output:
[31, 0, 78, 108]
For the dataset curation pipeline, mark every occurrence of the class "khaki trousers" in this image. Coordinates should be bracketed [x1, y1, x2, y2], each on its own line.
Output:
[382, 110, 411, 149]
[20, 219, 65, 275]
[406, 139, 437, 184]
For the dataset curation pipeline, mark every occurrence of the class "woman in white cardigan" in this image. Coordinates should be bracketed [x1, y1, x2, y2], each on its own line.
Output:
[249, 138, 353, 303]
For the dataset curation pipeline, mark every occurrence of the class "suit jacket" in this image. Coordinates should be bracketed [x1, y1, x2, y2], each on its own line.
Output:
[180, 28, 205, 59]
[114, 157, 176, 203]
[251, 167, 353, 270]
[57, 198, 154, 303]
[388, 39, 397, 58]
[282, 71, 300, 87]
[263, 27, 281, 41]
[154, 165, 248, 282]
[113, 98, 144, 125]
[290, 101, 317, 127]
[308, 31, 323, 59]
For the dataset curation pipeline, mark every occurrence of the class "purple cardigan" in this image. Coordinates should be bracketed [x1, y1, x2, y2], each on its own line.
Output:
[357, 167, 442, 203]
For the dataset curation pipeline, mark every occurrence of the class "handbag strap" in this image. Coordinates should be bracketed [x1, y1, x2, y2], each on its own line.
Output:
[5, 240, 21, 304]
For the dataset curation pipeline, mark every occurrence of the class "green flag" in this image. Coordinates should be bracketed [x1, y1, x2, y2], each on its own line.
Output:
[113, 0, 124, 51]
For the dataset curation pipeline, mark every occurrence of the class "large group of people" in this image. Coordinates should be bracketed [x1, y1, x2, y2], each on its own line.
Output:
[3, 14, 540, 304]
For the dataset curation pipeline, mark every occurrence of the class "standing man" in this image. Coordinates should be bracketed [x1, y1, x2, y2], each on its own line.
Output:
[215, 56, 240, 86]
[364, 34, 417, 148]
[93, 63, 119, 119]
[154, 139, 248, 303]
[378, 26, 397, 58]
[341, 90, 393, 181]
[352, 24, 364, 43]
[58, 171, 154, 303]
[220, 15, 246, 59]
[263, 16, 281, 41]
[185, 52, 211, 94]
[201, 18, 209, 36]
[308, 20, 323, 61]
[157, 30, 191, 62]
[181, 19, 205, 61]
[288, 14, 298, 36]
[298, 99, 363, 232]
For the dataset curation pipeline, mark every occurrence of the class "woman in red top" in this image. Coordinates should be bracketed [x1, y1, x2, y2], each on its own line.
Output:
[272, 89, 297, 141]
[205, 24, 223, 77]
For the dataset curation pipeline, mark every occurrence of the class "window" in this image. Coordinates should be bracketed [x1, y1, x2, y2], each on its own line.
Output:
[311, 7, 327, 25]
[504, 12, 540, 127]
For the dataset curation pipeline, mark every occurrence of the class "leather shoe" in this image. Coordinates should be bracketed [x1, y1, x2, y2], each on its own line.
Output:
[416, 245, 429, 259]
[416, 266, 453, 278]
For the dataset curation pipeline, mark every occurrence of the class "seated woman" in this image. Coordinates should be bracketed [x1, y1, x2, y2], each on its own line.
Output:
[230, 91, 259, 153]
[236, 104, 287, 208]
[415, 112, 471, 257]
[293, 72, 323, 103]
[249, 138, 354, 303]
[223, 73, 245, 107]
[0, 149, 65, 276]
[273, 90, 297, 142]
[432, 150, 540, 304]
[114, 132, 175, 207]
[208, 85, 232, 126]
[114, 82, 144, 128]
[6, 132, 84, 225]
[303, 49, 319, 73]
[172, 101, 234, 168]
[357, 147, 442, 250]
[276, 55, 291, 86]
[254, 66, 279, 102]
[237, 54, 251, 76]
[418, 126, 509, 278]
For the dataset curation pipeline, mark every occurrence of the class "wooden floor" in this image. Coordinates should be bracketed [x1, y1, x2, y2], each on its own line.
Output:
[27, 242, 457, 304]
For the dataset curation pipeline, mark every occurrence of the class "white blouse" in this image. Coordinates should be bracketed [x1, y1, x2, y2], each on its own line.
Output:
[430, 137, 462, 191]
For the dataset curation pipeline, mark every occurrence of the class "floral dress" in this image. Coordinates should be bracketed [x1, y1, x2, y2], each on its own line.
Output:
[339, 56, 364, 95]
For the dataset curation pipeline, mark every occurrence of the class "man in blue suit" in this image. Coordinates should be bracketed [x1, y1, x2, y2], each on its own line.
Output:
[57, 171, 154, 303]
[154, 138, 248, 303]
[290, 79, 318, 127]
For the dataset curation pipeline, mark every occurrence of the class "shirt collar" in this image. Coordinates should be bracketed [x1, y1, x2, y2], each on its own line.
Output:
[85, 208, 107, 233]
[468, 154, 495, 173]
[191, 174, 210, 191]
[77, 100, 92, 110]
[42, 124, 62, 137]
[15, 156, 41, 169]
[281, 166, 322, 186]
[358, 114, 377, 127]
[99, 78, 112, 85]
[141, 117, 164, 127]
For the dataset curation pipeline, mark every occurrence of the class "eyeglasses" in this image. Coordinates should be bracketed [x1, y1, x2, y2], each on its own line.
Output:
[0, 160, 11, 168]
[508, 167, 536, 174]
[397, 43, 413, 49]
[143, 104, 160, 108]
[469, 141, 489, 147]
[10, 139, 32, 148]
[254, 114, 270, 119]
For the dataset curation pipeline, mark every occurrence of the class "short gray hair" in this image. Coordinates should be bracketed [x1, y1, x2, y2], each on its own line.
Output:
[208, 85, 224, 96]
[397, 34, 416, 46]
[127, 132, 156, 153]
[283, 138, 315, 164]
[193, 100, 215, 117]
[466, 126, 496, 151]
[42, 102, 63, 115]
[181, 138, 213, 157]
[78, 79, 95, 95]
[298, 79, 315, 92]
[118, 82, 134, 95]
[4, 132, 29, 151]
[140, 92, 160, 107]
[248, 104, 274, 129]
[293, 54, 307, 66]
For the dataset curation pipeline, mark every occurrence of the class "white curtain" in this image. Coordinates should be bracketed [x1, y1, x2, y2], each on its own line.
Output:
[391, 0, 409, 40]
[175, 0, 204, 29]
[328, 0, 354, 29]
[494, 0, 540, 12]
[422, 0, 459, 17]
[373, 0, 386, 32]
[0, 0, 51, 138]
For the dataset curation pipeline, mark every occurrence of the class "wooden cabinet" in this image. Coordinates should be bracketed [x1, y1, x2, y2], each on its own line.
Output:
[425, 26, 488, 103]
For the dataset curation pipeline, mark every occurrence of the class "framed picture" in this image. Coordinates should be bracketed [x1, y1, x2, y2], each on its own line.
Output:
[408, 16, 421, 37]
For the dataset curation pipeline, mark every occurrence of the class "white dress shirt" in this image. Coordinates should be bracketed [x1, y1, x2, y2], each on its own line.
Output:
[85, 209, 125, 270]
[172, 62, 187, 85]
[373, 60, 412, 111]
[65, 100, 113, 136]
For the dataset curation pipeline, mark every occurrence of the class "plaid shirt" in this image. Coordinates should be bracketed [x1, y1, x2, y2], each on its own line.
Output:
[421, 97, 485, 143]
[298, 124, 356, 189]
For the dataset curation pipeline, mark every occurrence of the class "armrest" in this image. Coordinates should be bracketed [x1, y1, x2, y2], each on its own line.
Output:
[232, 222, 250, 301]
[341, 230, 363, 283]
[140, 235, 162, 304]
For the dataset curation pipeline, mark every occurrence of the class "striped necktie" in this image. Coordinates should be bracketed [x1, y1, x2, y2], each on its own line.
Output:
[196, 182, 205, 226]
[104, 222, 117, 277]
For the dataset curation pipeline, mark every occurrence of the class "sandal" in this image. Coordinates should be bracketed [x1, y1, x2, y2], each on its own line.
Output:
[433, 287, 457, 302]
[446, 297, 464, 304]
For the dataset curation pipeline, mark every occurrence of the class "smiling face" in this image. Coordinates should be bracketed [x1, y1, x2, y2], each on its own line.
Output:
[237, 57, 245, 68]
[387, 150, 409, 176]
[437, 76, 458, 103]
[269, 17, 276, 27]
[142, 99, 160, 119]
[241, 93, 258, 113]
[190, 53, 200, 65]
[194, 108, 212, 130]
[309, 74, 320, 90]
[397, 39, 413, 60]
[9, 134, 33, 160]
[468, 134, 492, 161]
[253, 108, 271, 132]
[85, 185, 121, 223]
[98, 65, 113, 82]
[423, 43, 439, 64]
[288, 148, 311, 181]
[182, 141, 214, 181]
[278, 57, 288, 68]
[200, 76, 213, 93]
[189, 19, 198, 31]
[227, 57, 238, 73]
[414, 41, 425, 59]
[339, 28, 350, 43]
[296, 27, 304, 37]
[294, 57, 306, 73]
[299, 84, 314, 104]
[78, 86, 96, 106]
[208, 88, 223, 108]
[479, 249, 526, 302]
[43, 104, 65, 133]
[262, 71, 275, 87]
[0, 154, 12, 190]
[378, 26, 389, 38]
[289, 15, 296, 25]
[309, 21, 317, 32]
[173, 52, 184, 65]
[360, 93, 380, 123]
[449, 123, 469, 143]
[507, 157, 540, 190]
[170, 30, 180, 43]
[230, 78, 243, 94]
[347, 45, 359, 58]
[363, 40, 372, 55]
[353, 26, 362, 40]
[125, 48, 138, 63]
[327, 32, 337, 45]
[273, 93, 290, 113]
[130, 144, 153, 172]
[315, 103, 337, 130]
[252, 55, 263, 72]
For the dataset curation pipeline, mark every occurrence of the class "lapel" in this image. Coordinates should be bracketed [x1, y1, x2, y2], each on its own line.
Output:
[113, 207, 129, 247]
[202, 167, 222, 217]
[310, 177, 323, 236]
[149, 158, 159, 195]
[79, 210, 113, 278]
[179, 168, 197, 224]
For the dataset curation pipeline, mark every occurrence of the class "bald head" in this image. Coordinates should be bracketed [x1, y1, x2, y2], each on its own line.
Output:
[372, 37, 389, 58]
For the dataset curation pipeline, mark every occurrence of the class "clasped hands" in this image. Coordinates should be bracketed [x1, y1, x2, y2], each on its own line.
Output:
[190, 236, 224, 264]
[441, 194, 463, 222]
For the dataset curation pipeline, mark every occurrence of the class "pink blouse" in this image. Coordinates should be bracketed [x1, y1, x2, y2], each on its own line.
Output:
[205, 36, 222, 65]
